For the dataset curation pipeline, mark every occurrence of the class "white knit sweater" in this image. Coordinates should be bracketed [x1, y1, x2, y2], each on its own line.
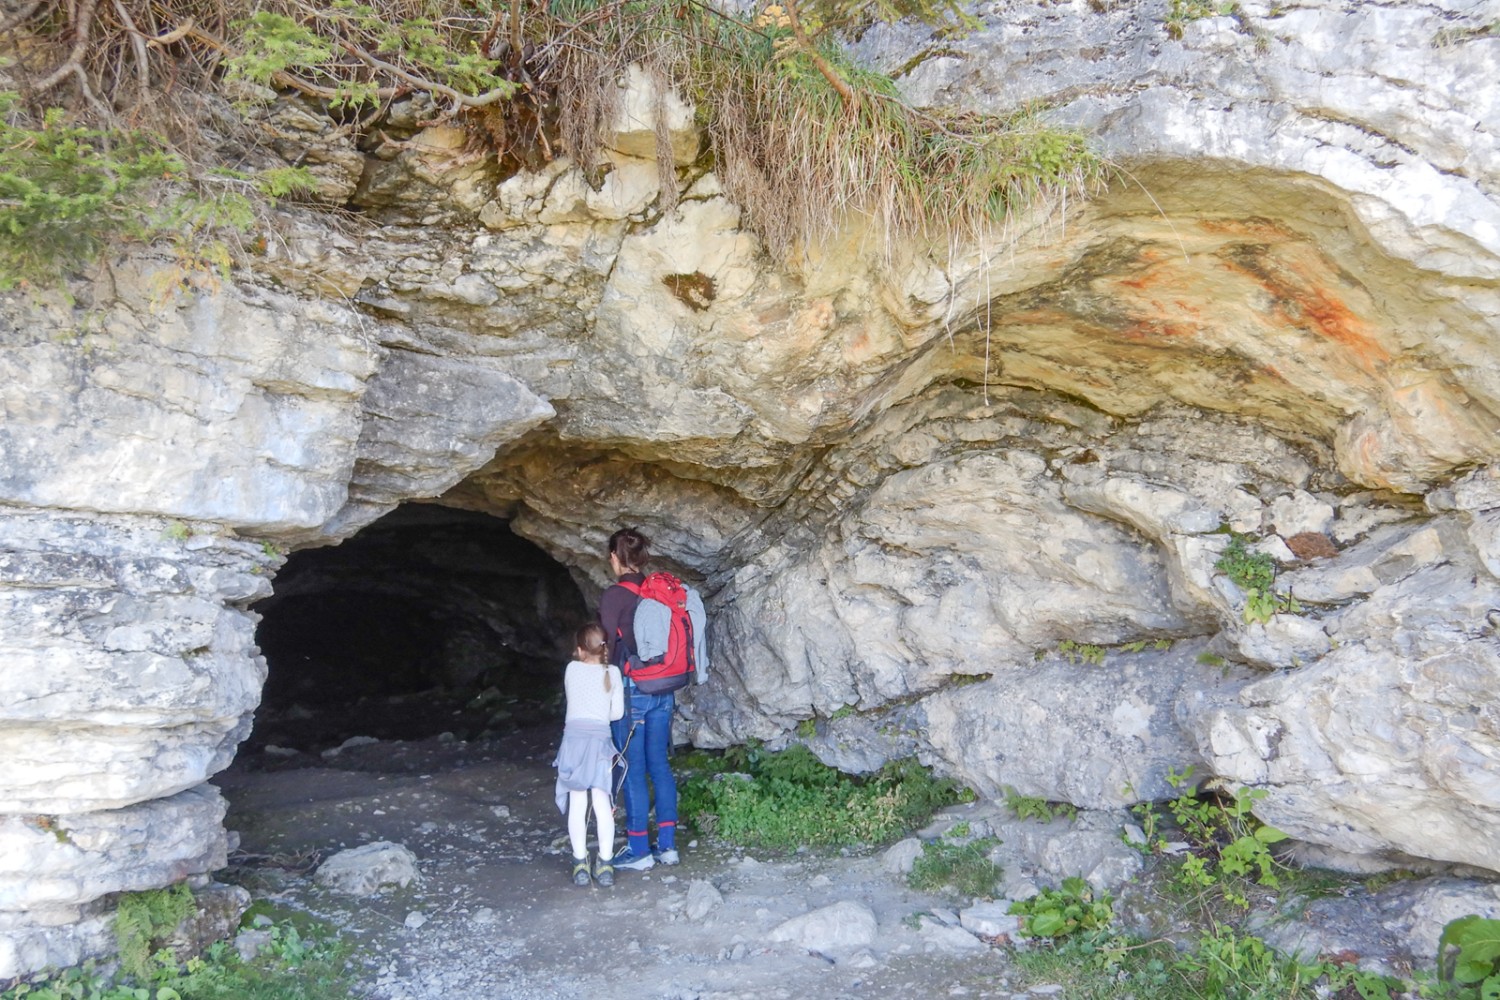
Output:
[563, 660, 624, 724]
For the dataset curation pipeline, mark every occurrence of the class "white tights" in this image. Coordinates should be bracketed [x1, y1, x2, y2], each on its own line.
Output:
[568, 787, 614, 861]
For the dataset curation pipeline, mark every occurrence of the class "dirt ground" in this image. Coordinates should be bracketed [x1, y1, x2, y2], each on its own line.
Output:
[213, 720, 1034, 1000]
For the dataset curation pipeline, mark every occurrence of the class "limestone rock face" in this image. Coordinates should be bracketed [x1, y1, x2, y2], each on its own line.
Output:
[0, 511, 273, 813]
[3, 0, 1500, 977]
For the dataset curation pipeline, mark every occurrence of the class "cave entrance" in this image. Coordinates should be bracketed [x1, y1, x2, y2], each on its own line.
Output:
[247, 504, 589, 752]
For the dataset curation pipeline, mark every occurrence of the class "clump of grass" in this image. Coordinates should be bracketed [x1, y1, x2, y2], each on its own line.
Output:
[678, 741, 965, 849]
[908, 835, 1003, 898]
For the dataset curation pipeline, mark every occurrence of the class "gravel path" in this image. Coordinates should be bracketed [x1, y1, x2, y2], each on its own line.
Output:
[214, 724, 1030, 1000]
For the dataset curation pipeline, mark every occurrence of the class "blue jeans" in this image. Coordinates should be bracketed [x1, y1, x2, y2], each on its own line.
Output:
[611, 689, 677, 855]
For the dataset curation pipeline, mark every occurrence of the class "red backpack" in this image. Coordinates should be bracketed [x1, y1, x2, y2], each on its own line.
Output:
[615, 572, 696, 694]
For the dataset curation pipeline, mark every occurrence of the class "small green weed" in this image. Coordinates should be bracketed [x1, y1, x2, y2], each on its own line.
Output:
[1197, 651, 1226, 667]
[1004, 787, 1077, 824]
[1143, 767, 1288, 909]
[1010, 877, 1114, 940]
[1164, 0, 1235, 38]
[679, 742, 964, 850]
[908, 836, 1002, 899]
[161, 521, 192, 542]
[1215, 534, 1302, 625]
[795, 718, 816, 739]
[1057, 640, 1107, 665]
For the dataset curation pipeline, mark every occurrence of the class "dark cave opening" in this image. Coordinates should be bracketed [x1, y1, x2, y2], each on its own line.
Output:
[247, 504, 589, 752]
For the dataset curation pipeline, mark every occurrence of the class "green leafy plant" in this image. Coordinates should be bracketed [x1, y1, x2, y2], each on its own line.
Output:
[908, 835, 1002, 898]
[1010, 877, 1114, 940]
[1153, 766, 1288, 908]
[1438, 915, 1500, 998]
[678, 742, 964, 849]
[1215, 534, 1302, 625]
[0, 90, 310, 290]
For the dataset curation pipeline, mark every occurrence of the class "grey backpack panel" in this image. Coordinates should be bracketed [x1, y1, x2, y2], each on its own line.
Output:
[631, 586, 710, 685]
[685, 586, 709, 684]
[633, 598, 671, 662]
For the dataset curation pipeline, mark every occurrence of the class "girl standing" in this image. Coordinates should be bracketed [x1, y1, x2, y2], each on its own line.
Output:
[553, 622, 624, 886]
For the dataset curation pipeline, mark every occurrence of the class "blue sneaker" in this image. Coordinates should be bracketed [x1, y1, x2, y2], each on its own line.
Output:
[613, 847, 655, 871]
[655, 848, 680, 866]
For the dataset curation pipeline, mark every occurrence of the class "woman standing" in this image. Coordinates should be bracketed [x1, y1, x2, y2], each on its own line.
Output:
[598, 527, 679, 871]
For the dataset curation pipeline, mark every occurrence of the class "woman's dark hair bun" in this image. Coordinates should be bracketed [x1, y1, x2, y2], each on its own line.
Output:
[608, 527, 650, 571]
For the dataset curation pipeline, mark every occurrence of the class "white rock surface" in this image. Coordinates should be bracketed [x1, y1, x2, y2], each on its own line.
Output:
[314, 842, 421, 896]
[684, 880, 725, 922]
[766, 900, 879, 955]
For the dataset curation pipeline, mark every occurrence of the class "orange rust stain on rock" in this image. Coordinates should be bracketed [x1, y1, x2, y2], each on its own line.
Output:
[1218, 246, 1389, 372]
[1296, 284, 1389, 366]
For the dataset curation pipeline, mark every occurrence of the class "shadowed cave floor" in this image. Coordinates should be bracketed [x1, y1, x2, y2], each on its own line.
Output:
[213, 718, 1028, 1000]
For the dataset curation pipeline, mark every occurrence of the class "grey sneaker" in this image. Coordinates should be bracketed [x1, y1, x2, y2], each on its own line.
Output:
[613, 847, 655, 871]
[594, 858, 614, 887]
[655, 848, 680, 866]
[571, 858, 590, 886]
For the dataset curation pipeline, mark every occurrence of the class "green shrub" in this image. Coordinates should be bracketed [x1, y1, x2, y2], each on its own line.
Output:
[908, 836, 1002, 899]
[1009, 877, 1113, 940]
[678, 742, 964, 849]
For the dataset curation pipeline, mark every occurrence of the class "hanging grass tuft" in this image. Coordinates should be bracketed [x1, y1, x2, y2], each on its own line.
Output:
[1, 0, 1111, 273]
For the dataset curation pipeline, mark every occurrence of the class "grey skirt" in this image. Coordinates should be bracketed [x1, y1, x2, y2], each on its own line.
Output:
[553, 720, 616, 814]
